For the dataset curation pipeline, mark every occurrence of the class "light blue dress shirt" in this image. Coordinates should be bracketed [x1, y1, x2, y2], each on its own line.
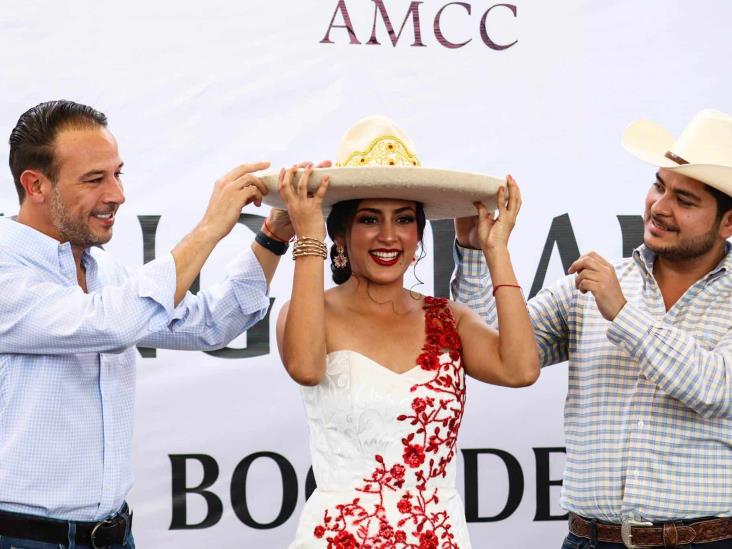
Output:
[0, 217, 270, 521]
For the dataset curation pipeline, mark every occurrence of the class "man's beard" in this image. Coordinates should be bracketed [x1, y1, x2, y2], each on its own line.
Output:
[644, 212, 719, 261]
[49, 184, 110, 248]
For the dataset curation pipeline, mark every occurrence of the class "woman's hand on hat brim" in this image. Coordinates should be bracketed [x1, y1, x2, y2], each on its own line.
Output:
[278, 163, 329, 240]
[476, 174, 521, 253]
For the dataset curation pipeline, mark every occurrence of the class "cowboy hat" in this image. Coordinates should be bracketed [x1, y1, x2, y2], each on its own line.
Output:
[259, 115, 505, 219]
[622, 109, 732, 197]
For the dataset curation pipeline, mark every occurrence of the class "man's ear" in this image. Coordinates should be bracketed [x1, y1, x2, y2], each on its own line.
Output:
[19, 169, 51, 204]
[719, 209, 732, 240]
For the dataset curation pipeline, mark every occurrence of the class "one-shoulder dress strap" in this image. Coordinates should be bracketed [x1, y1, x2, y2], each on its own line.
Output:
[422, 296, 462, 354]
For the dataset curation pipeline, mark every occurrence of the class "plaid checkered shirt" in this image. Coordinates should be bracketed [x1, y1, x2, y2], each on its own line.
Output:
[451, 242, 732, 522]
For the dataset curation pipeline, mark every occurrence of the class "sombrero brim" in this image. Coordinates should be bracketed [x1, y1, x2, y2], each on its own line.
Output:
[258, 167, 505, 220]
[622, 119, 732, 195]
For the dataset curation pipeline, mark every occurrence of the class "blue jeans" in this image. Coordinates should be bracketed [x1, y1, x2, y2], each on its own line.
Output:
[562, 532, 732, 549]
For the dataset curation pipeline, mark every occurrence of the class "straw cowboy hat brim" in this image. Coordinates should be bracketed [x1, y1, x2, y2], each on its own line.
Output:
[622, 110, 732, 197]
[259, 166, 505, 220]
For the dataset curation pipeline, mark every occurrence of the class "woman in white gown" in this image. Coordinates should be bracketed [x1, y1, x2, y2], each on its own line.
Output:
[275, 116, 539, 549]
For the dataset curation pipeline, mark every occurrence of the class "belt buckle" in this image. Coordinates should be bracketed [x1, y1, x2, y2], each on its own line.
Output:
[90, 518, 115, 549]
[621, 517, 653, 549]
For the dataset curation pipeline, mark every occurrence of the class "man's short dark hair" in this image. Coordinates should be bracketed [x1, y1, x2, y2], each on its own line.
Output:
[707, 184, 732, 221]
[9, 100, 108, 203]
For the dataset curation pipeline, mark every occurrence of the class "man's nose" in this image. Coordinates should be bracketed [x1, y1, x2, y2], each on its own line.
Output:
[103, 177, 126, 205]
[650, 191, 672, 216]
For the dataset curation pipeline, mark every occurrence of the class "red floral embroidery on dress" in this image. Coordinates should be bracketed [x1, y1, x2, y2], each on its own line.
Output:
[314, 297, 466, 548]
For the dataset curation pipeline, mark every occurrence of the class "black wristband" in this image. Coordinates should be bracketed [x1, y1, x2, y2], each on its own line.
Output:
[255, 231, 289, 256]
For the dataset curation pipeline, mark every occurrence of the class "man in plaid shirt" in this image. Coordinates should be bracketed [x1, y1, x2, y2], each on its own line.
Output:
[451, 109, 732, 548]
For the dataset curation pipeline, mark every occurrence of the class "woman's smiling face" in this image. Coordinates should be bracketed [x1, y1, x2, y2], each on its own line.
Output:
[344, 199, 420, 284]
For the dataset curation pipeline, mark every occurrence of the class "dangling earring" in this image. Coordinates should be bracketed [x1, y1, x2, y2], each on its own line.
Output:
[334, 244, 349, 268]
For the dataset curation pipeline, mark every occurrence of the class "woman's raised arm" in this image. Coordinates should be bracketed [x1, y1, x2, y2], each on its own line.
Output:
[275, 165, 330, 386]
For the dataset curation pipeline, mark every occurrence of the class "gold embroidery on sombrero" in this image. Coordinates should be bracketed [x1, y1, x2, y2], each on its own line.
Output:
[337, 135, 421, 168]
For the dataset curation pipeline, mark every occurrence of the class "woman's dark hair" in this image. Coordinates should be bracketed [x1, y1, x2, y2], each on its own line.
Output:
[326, 199, 426, 284]
[9, 100, 108, 203]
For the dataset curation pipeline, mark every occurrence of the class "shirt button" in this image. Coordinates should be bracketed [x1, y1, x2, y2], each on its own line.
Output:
[633, 470, 640, 478]
[637, 420, 644, 429]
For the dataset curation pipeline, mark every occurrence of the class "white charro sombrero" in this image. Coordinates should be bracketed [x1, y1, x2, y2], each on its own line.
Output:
[622, 108, 732, 197]
[260, 115, 505, 219]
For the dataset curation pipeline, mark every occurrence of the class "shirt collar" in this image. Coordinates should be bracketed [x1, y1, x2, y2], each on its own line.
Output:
[0, 216, 94, 272]
[632, 244, 656, 276]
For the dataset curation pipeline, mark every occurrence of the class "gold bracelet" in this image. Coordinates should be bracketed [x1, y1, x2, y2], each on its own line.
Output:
[292, 237, 328, 260]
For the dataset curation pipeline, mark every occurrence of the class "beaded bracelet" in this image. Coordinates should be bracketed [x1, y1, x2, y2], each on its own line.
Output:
[292, 237, 328, 260]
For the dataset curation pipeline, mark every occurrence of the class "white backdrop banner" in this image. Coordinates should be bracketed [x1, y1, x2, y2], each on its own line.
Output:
[2, 1, 732, 547]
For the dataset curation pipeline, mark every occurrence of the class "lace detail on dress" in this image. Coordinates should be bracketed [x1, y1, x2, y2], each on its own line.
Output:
[313, 297, 465, 548]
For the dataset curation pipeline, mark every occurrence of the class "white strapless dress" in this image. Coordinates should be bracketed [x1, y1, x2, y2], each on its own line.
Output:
[289, 297, 471, 549]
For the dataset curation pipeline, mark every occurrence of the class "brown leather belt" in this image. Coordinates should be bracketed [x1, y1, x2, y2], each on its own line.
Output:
[0, 504, 131, 548]
[569, 513, 732, 548]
